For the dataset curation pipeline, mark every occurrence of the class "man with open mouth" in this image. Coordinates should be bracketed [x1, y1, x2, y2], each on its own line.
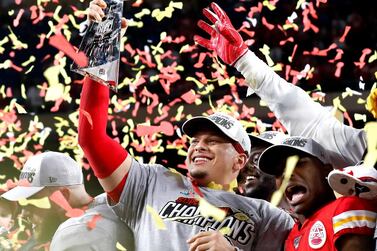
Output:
[237, 131, 288, 205]
[258, 136, 377, 251]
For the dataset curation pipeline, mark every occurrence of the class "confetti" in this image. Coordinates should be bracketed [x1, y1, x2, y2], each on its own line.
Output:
[87, 214, 102, 230]
[198, 197, 226, 222]
[18, 197, 51, 209]
[49, 34, 88, 67]
[366, 85, 377, 118]
[146, 205, 166, 230]
[116, 242, 128, 251]
[49, 190, 85, 218]
[363, 122, 377, 167]
[270, 155, 299, 207]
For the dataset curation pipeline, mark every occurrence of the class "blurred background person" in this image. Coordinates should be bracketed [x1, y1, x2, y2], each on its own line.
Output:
[1, 151, 91, 250]
[0, 198, 18, 250]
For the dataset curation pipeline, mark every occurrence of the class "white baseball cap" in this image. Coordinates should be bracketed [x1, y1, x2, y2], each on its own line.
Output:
[249, 131, 288, 147]
[1, 152, 84, 201]
[258, 136, 331, 176]
[328, 164, 377, 200]
[182, 112, 251, 155]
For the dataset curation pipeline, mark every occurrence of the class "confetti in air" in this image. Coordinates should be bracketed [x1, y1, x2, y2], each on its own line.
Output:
[0, 0, 376, 247]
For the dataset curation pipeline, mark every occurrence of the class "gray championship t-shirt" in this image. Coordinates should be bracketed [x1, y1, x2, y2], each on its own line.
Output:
[111, 160, 294, 251]
[50, 193, 134, 251]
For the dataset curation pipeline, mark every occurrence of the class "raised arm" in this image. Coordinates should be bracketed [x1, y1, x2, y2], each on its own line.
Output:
[78, 0, 131, 203]
[195, 2, 366, 168]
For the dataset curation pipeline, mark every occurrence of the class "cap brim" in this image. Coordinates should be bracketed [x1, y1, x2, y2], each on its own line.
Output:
[249, 134, 273, 148]
[258, 145, 307, 176]
[1, 186, 44, 201]
[182, 116, 229, 139]
[328, 170, 377, 199]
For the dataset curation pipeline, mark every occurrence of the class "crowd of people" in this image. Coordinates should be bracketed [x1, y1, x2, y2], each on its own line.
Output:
[0, 0, 376, 250]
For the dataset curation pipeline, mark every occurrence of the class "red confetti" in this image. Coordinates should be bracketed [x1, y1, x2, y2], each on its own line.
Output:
[343, 111, 353, 127]
[354, 48, 372, 69]
[80, 109, 94, 130]
[50, 190, 85, 218]
[261, 17, 274, 30]
[50, 98, 64, 112]
[247, 3, 263, 18]
[181, 90, 198, 104]
[13, 9, 24, 27]
[136, 121, 174, 137]
[87, 214, 102, 230]
[335, 62, 344, 78]
[339, 26, 351, 43]
[49, 34, 88, 67]
[194, 53, 207, 68]
[328, 49, 344, 63]
[279, 37, 294, 46]
[30, 5, 38, 19]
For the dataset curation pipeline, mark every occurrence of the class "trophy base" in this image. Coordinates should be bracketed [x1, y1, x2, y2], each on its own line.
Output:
[72, 59, 119, 92]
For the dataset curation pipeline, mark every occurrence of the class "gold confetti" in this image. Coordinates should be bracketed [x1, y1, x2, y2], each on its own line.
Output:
[219, 227, 231, 235]
[263, 0, 277, 11]
[368, 51, 377, 63]
[146, 205, 166, 230]
[363, 122, 377, 167]
[116, 242, 127, 251]
[366, 84, 377, 119]
[19, 196, 51, 209]
[270, 155, 299, 207]
[14, 103, 27, 114]
[259, 44, 274, 67]
[0, 36, 10, 54]
[198, 197, 226, 222]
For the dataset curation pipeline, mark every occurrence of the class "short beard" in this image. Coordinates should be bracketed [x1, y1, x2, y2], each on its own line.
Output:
[189, 169, 208, 180]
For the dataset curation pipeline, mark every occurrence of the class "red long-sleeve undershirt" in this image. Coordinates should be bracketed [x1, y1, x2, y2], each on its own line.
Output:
[78, 77, 128, 202]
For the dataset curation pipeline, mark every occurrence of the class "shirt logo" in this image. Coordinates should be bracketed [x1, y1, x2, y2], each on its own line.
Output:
[159, 197, 255, 245]
[308, 221, 326, 249]
[293, 236, 301, 249]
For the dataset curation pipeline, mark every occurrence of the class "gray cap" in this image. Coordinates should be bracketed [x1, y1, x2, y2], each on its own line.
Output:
[249, 131, 288, 147]
[258, 136, 331, 176]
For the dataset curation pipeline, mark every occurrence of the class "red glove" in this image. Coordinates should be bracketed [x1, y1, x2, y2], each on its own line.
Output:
[194, 2, 248, 66]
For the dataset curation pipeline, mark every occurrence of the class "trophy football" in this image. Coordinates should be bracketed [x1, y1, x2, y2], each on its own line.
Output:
[71, 0, 123, 91]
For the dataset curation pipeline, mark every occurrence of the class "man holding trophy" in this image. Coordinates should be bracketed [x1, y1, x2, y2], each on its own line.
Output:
[74, 0, 294, 250]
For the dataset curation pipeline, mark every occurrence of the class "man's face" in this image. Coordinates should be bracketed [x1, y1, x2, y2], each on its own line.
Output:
[284, 156, 335, 218]
[20, 188, 65, 243]
[186, 129, 243, 187]
[240, 145, 276, 200]
[0, 207, 13, 231]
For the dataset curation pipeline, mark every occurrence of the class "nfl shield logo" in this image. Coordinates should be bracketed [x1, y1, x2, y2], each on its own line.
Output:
[293, 236, 301, 249]
[308, 221, 326, 249]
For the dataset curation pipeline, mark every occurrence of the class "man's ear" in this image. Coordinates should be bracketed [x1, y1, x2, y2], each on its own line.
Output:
[234, 153, 248, 172]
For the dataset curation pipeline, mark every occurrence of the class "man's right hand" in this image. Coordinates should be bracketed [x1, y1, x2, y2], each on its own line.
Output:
[87, 0, 127, 29]
[194, 2, 248, 66]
